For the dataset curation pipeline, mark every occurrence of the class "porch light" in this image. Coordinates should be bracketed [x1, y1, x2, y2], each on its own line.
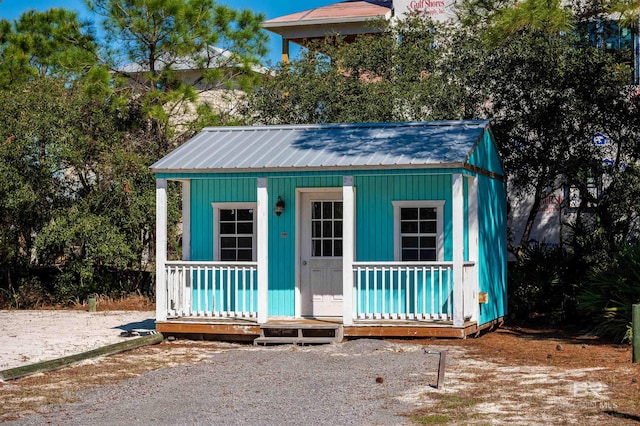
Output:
[274, 196, 285, 216]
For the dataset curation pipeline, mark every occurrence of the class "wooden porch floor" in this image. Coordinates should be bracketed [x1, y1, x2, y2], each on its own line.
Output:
[156, 317, 487, 340]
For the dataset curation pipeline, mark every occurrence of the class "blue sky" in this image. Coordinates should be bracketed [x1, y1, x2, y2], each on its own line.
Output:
[0, 0, 333, 65]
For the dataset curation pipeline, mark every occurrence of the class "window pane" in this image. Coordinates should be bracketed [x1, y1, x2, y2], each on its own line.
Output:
[237, 250, 252, 261]
[312, 221, 321, 238]
[220, 249, 236, 261]
[312, 202, 321, 219]
[401, 208, 418, 220]
[419, 249, 437, 261]
[402, 249, 418, 261]
[420, 208, 437, 220]
[334, 221, 343, 238]
[221, 237, 236, 248]
[236, 209, 253, 221]
[420, 221, 437, 234]
[312, 240, 322, 257]
[402, 236, 418, 248]
[220, 223, 235, 234]
[334, 240, 343, 257]
[334, 202, 343, 220]
[323, 202, 333, 219]
[220, 209, 235, 221]
[237, 222, 253, 234]
[420, 236, 436, 248]
[401, 221, 419, 233]
[323, 221, 333, 238]
[323, 240, 333, 257]
[238, 237, 252, 248]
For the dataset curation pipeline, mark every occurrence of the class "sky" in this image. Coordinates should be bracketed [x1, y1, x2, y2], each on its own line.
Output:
[0, 0, 334, 65]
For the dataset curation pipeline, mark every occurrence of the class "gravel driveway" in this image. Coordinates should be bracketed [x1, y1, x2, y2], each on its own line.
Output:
[8, 340, 447, 425]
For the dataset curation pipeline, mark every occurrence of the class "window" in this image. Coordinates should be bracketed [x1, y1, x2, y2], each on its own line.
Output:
[393, 201, 444, 261]
[213, 203, 256, 261]
[566, 177, 601, 210]
[311, 200, 343, 257]
[579, 19, 637, 84]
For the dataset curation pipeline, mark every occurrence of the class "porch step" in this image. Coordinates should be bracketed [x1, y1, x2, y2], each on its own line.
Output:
[254, 322, 344, 346]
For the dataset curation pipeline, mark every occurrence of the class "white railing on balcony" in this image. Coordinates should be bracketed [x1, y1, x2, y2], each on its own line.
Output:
[164, 261, 258, 318]
[352, 262, 476, 321]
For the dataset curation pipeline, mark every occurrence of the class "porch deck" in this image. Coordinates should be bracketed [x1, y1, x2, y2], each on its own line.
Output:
[156, 317, 491, 340]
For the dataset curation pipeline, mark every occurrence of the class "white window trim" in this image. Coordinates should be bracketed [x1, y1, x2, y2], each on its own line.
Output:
[392, 200, 445, 262]
[212, 202, 257, 262]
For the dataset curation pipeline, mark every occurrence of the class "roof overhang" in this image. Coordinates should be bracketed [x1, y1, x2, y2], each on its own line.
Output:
[263, 1, 392, 43]
[153, 162, 467, 175]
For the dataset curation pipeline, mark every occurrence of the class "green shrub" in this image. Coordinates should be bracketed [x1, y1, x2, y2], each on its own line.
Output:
[508, 243, 578, 324]
[577, 244, 640, 342]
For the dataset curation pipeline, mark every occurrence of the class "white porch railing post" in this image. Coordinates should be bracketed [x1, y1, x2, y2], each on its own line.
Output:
[156, 178, 168, 322]
[257, 178, 269, 324]
[452, 174, 464, 327]
[342, 176, 355, 326]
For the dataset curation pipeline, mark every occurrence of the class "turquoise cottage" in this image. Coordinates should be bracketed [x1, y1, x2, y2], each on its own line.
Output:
[152, 120, 507, 340]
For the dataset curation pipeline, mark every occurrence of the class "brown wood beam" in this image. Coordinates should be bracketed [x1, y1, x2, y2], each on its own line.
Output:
[156, 322, 260, 336]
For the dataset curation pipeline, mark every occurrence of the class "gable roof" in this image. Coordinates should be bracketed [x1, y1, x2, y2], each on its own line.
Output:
[151, 120, 496, 174]
[263, 1, 392, 28]
[262, 1, 392, 42]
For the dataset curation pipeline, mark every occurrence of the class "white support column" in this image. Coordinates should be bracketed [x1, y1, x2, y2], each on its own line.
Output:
[156, 179, 168, 322]
[257, 178, 269, 324]
[468, 176, 479, 322]
[342, 176, 355, 326]
[452, 174, 464, 327]
[181, 180, 191, 261]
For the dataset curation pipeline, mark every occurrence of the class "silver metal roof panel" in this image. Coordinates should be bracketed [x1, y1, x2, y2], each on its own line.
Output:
[151, 120, 490, 173]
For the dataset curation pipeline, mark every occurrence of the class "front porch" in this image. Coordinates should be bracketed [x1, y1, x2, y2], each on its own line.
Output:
[155, 259, 481, 340]
[155, 317, 487, 341]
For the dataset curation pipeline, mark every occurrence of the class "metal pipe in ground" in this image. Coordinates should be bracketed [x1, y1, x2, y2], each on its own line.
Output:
[424, 349, 447, 389]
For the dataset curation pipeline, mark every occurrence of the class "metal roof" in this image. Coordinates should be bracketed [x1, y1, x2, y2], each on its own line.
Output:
[151, 120, 491, 173]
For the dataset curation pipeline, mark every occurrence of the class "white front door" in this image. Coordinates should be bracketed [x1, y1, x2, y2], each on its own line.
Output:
[300, 191, 343, 317]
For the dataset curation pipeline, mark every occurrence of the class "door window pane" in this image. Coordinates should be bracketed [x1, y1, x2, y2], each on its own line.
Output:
[310, 200, 343, 257]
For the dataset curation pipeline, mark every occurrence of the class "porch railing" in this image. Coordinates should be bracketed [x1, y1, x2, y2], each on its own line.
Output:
[353, 262, 475, 321]
[164, 261, 258, 318]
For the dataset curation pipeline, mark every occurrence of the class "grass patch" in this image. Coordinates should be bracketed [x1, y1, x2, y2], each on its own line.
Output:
[409, 392, 481, 424]
[439, 393, 480, 410]
[412, 413, 450, 424]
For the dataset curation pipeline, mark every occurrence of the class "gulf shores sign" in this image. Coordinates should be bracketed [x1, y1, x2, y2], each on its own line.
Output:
[393, 0, 457, 22]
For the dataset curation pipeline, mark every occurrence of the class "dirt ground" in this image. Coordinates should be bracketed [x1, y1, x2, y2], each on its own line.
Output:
[1, 317, 639, 424]
[405, 327, 640, 424]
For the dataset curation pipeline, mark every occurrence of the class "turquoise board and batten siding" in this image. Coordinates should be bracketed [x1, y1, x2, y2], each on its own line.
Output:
[477, 174, 508, 325]
[354, 174, 453, 261]
[190, 178, 257, 261]
[467, 130, 504, 176]
[468, 128, 507, 325]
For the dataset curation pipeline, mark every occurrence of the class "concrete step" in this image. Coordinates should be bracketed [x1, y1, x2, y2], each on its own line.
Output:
[254, 323, 344, 346]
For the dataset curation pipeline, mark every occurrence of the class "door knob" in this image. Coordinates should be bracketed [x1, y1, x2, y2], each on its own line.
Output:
[302, 260, 307, 265]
